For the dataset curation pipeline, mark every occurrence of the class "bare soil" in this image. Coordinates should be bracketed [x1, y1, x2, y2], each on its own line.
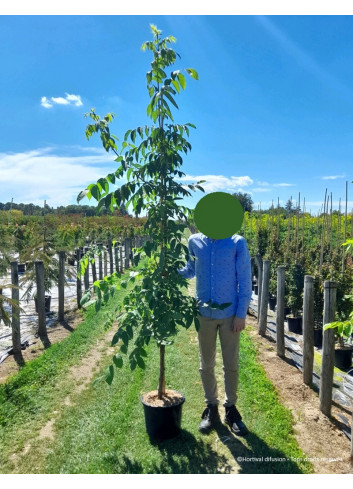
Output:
[142, 389, 184, 407]
[0, 309, 83, 384]
[246, 314, 353, 474]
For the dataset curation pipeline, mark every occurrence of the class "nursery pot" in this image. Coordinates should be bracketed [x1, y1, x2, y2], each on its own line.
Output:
[287, 316, 303, 335]
[334, 346, 353, 370]
[140, 390, 185, 441]
[284, 306, 291, 318]
[313, 328, 323, 348]
[18, 263, 26, 273]
[254, 285, 259, 295]
[252, 280, 257, 291]
[34, 295, 51, 314]
[268, 296, 277, 311]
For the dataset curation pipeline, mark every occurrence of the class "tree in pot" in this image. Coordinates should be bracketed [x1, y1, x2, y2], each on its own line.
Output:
[20, 220, 74, 313]
[322, 237, 353, 369]
[268, 271, 277, 312]
[286, 262, 305, 334]
[323, 319, 353, 370]
[0, 229, 22, 326]
[78, 25, 227, 440]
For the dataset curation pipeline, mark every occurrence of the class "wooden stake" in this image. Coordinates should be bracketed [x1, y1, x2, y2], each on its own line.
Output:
[319, 280, 337, 416]
[276, 266, 285, 358]
[258, 260, 270, 336]
[10, 261, 21, 354]
[35, 261, 47, 337]
[58, 251, 65, 322]
[303, 275, 314, 386]
[76, 248, 82, 309]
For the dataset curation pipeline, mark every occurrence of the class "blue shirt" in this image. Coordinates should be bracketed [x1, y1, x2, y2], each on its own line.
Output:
[177, 232, 252, 319]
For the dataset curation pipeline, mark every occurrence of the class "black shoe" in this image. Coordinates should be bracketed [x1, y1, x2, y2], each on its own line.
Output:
[224, 405, 248, 436]
[198, 404, 219, 433]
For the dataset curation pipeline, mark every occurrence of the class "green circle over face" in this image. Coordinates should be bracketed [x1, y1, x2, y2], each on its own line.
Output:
[194, 192, 244, 239]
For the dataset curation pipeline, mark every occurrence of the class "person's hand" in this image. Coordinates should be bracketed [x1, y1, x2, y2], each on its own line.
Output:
[232, 316, 245, 333]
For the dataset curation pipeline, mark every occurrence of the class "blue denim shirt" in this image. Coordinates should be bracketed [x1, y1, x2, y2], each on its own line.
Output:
[177, 232, 252, 319]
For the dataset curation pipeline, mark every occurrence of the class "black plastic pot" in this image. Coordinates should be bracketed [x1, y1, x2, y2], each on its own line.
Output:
[140, 390, 185, 441]
[334, 347, 353, 370]
[254, 285, 259, 295]
[268, 296, 277, 311]
[313, 328, 323, 348]
[252, 280, 257, 291]
[34, 295, 51, 314]
[18, 263, 26, 273]
[287, 316, 303, 334]
[284, 306, 290, 318]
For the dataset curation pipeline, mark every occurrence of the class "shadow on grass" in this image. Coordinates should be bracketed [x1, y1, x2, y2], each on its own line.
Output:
[213, 421, 305, 474]
[102, 429, 231, 474]
[101, 424, 306, 474]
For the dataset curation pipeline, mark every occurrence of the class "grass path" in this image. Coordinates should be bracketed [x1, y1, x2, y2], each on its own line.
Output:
[0, 238, 313, 474]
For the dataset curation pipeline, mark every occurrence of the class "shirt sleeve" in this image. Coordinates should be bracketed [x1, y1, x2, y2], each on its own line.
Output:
[235, 237, 252, 319]
[177, 236, 196, 279]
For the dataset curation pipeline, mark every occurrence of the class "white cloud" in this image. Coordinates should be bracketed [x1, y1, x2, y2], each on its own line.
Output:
[252, 187, 272, 192]
[0, 147, 121, 207]
[322, 175, 345, 180]
[177, 174, 253, 192]
[41, 96, 53, 109]
[65, 93, 83, 106]
[51, 96, 70, 105]
[273, 183, 295, 187]
[256, 181, 270, 186]
[40, 93, 83, 109]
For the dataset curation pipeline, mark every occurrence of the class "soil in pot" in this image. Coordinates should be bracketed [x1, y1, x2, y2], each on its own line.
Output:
[141, 389, 185, 441]
[34, 295, 51, 314]
[287, 316, 303, 335]
[334, 346, 353, 370]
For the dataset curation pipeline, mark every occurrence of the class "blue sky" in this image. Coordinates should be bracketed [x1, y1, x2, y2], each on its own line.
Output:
[1, 13, 353, 215]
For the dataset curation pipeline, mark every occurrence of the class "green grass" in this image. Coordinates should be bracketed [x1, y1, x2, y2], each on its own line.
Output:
[0, 265, 140, 472]
[0, 252, 313, 474]
[32, 322, 311, 474]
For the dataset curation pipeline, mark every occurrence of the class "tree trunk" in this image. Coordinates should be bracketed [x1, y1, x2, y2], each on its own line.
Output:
[158, 345, 166, 399]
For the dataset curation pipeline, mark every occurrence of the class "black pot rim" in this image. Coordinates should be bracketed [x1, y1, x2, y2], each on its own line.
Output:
[140, 389, 185, 409]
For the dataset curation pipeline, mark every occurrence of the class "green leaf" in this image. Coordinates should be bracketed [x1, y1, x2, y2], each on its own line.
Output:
[163, 91, 179, 109]
[105, 365, 114, 385]
[172, 79, 180, 93]
[177, 72, 186, 89]
[113, 355, 123, 368]
[80, 291, 92, 307]
[186, 68, 199, 80]
[136, 356, 146, 369]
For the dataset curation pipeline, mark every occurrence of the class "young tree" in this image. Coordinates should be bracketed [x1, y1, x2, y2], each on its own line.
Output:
[78, 25, 220, 399]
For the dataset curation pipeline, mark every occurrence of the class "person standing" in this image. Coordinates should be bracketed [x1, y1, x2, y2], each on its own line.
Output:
[177, 231, 252, 436]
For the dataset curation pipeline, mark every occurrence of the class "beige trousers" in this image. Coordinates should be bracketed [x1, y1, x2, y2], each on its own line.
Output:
[197, 313, 240, 407]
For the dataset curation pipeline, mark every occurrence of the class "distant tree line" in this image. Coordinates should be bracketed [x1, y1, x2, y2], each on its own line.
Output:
[0, 201, 131, 217]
